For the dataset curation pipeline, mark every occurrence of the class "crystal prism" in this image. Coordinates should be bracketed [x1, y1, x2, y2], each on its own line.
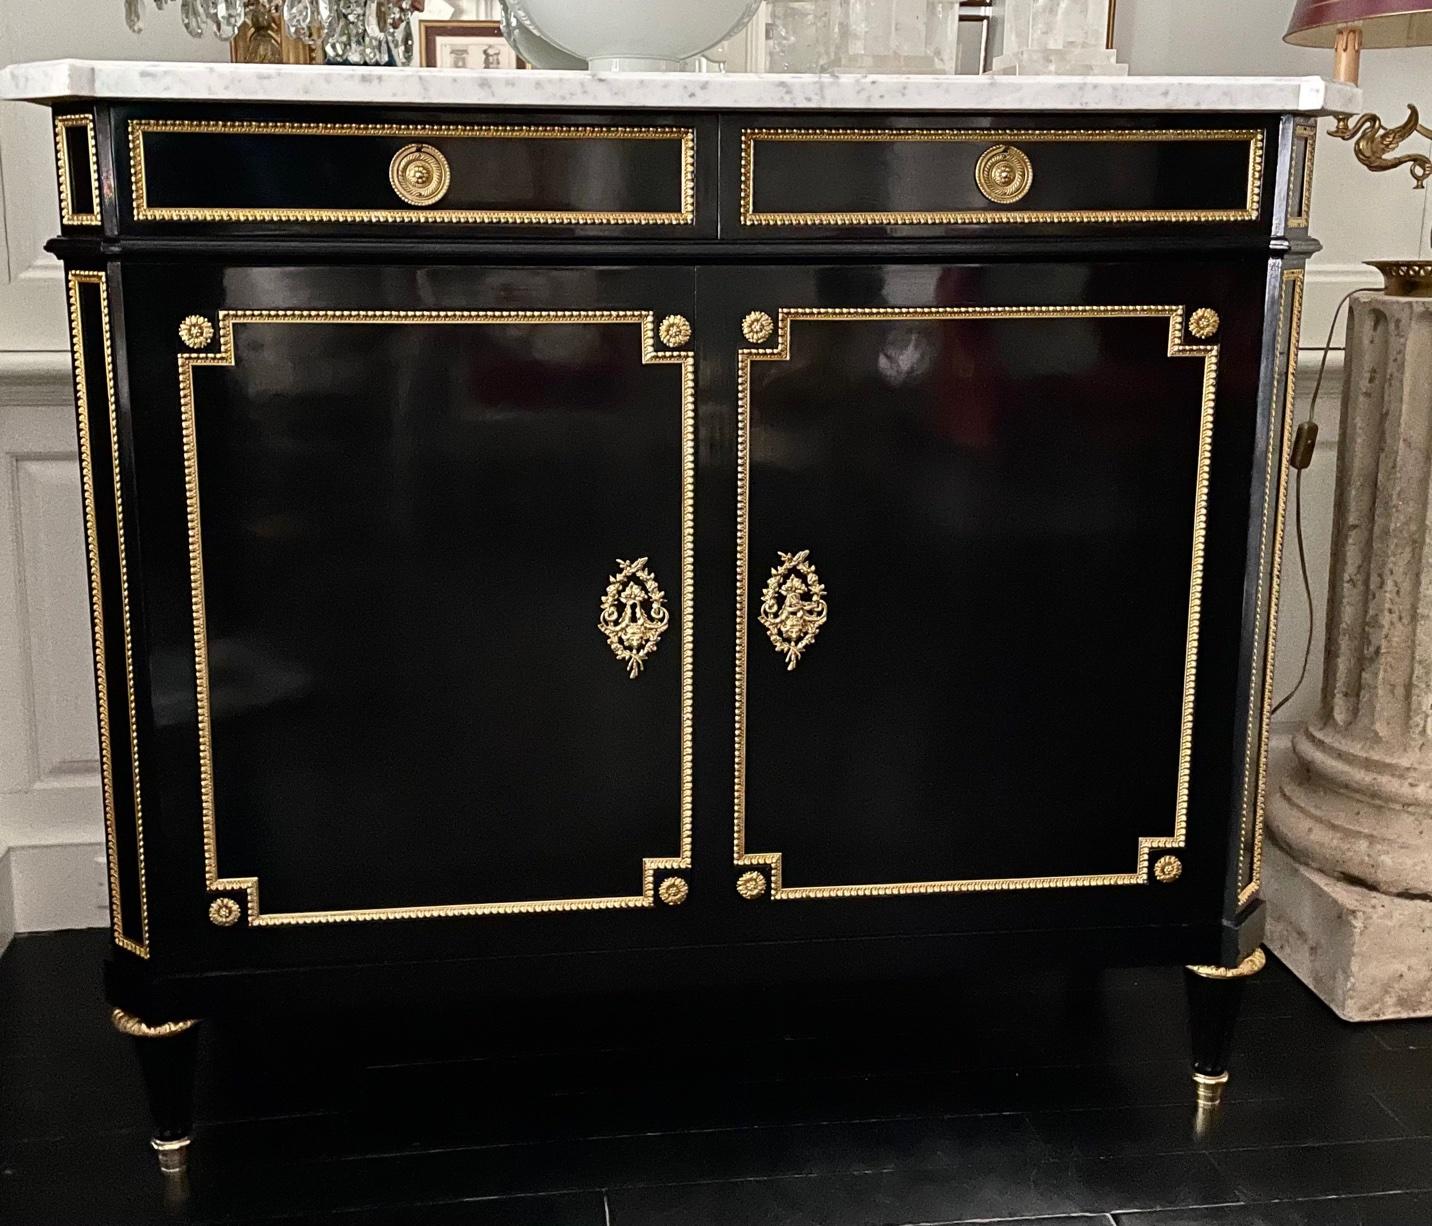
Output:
[992, 0, 1126, 76]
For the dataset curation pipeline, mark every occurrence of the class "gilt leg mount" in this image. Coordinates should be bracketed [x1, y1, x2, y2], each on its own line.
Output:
[1184, 949, 1266, 1107]
[111, 1008, 202, 1174]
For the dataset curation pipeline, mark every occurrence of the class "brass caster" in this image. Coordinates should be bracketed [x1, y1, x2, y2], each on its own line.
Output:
[1192, 1069, 1228, 1110]
[151, 1136, 191, 1175]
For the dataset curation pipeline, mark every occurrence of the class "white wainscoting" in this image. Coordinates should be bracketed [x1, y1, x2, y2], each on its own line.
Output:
[0, 0, 226, 954]
[0, 353, 109, 951]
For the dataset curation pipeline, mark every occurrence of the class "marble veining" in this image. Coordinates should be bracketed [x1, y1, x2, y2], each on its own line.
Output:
[0, 59, 1360, 114]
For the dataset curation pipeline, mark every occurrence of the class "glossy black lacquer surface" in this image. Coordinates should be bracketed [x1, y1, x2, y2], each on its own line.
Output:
[182, 271, 686, 916]
[112, 104, 720, 240]
[724, 114, 1282, 241]
[736, 265, 1248, 896]
[47, 100, 1313, 1168]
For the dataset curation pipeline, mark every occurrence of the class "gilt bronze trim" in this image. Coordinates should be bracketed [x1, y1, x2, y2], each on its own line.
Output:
[1187, 948, 1267, 980]
[54, 114, 101, 227]
[180, 311, 694, 925]
[129, 119, 697, 225]
[111, 1008, 198, 1039]
[1288, 122, 1318, 228]
[740, 127, 1265, 227]
[734, 306, 1219, 898]
[68, 271, 149, 958]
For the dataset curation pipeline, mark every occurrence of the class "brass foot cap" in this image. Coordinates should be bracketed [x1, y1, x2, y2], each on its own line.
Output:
[151, 1137, 191, 1175]
[1192, 1070, 1229, 1109]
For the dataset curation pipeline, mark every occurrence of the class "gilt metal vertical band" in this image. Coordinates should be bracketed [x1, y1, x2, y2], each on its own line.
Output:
[68, 270, 149, 957]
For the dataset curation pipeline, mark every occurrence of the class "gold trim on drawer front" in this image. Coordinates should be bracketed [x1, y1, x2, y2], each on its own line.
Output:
[55, 114, 102, 227]
[130, 120, 696, 225]
[740, 127, 1265, 227]
[180, 310, 694, 926]
[67, 270, 149, 956]
[735, 306, 1219, 899]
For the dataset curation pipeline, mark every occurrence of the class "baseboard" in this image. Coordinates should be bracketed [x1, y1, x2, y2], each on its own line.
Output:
[2, 840, 108, 943]
[0, 851, 15, 958]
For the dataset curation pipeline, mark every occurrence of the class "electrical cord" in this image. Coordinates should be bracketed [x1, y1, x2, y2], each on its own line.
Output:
[1270, 288, 1360, 716]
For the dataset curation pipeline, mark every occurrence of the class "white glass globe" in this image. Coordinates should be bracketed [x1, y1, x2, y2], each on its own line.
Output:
[503, 0, 764, 71]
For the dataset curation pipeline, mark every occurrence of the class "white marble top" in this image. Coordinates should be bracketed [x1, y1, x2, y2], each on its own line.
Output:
[0, 60, 1360, 114]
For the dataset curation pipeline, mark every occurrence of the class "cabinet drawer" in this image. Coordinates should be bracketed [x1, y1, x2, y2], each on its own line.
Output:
[124, 116, 698, 230]
[736, 123, 1268, 232]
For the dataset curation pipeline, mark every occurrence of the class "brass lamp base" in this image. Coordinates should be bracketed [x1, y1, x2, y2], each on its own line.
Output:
[1368, 260, 1432, 298]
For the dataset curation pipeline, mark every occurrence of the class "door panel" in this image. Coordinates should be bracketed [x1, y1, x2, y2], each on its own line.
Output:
[725, 262, 1265, 925]
[123, 264, 694, 945]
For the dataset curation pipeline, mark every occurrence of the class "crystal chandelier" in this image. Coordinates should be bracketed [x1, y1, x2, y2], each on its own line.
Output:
[123, 0, 422, 66]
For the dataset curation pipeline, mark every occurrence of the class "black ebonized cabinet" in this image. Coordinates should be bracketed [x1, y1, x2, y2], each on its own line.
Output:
[46, 99, 1320, 1173]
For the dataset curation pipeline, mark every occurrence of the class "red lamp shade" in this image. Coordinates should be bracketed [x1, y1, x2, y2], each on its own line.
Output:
[1285, 0, 1432, 48]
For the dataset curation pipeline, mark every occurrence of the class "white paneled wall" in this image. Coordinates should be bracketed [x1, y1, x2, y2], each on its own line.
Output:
[0, 352, 111, 938]
[0, 2, 1427, 948]
[0, 11, 226, 949]
[1114, 0, 1432, 756]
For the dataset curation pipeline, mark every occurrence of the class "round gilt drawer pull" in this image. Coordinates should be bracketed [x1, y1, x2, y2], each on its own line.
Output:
[389, 143, 451, 208]
[975, 144, 1034, 206]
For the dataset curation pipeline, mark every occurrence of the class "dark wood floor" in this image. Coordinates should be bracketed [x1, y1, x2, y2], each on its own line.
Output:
[2, 930, 1431, 1225]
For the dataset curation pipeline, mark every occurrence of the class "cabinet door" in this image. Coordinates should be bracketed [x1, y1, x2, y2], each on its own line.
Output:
[122, 263, 695, 958]
[722, 262, 1266, 935]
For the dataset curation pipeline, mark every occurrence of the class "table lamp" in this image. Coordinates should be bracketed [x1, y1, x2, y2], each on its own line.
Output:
[1286, 0, 1431, 294]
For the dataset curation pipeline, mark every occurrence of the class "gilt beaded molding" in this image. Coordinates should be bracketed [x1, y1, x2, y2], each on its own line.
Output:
[67, 270, 149, 958]
[735, 305, 1220, 899]
[178, 310, 693, 926]
[740, 126, 1265, 227]
[54, 113, 101, 227]
[129, 119, 696, 225]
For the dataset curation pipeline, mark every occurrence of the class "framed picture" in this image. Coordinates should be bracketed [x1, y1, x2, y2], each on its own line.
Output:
[418, 20, 527, 70]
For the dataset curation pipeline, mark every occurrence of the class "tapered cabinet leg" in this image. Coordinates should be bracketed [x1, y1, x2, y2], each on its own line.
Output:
[110, 1008, 202, 1174]
[1184, 948, 1266, 1108]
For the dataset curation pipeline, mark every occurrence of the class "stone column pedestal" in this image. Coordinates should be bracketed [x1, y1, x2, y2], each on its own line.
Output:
[1265, 290, 1432, 1021]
